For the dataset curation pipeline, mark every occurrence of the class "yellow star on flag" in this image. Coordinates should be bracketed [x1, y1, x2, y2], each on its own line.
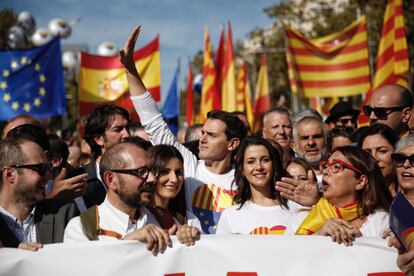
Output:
[3, 93, 11, 102]
[3, 70, 9, 77]
[33, 98, 41, 107]
[11, 60, 19, 70]
[35, 64, 41, 71]
[11, 101, 19, 110]
[21, 57, 27, 65]
[0, 81, 7, 90]
[39, 74, 46, 83]
[39, 87, 46, 96]
[204, 220, 209, 225]
[23, 103, 31, 112]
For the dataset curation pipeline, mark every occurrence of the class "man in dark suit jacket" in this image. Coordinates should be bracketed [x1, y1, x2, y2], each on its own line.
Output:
[0, 138, 79, 249]
[82, 104, 131, 208]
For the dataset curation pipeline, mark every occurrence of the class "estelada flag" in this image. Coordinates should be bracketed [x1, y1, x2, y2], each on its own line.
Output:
[285, 17, 370, 98]
[79, 36, 160, 117]
[358, 0, 409, 126]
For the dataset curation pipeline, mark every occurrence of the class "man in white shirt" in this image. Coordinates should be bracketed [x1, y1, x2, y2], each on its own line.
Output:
[119, 26, 248, 234]
[64, 142, 198, 255]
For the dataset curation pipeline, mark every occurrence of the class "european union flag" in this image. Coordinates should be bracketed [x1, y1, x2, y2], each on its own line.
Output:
[0, 37, 66, 121]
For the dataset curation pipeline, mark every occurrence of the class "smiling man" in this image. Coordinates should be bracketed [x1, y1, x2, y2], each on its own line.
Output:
[0, 138, 78, 249]
[120, 26, 247, 233]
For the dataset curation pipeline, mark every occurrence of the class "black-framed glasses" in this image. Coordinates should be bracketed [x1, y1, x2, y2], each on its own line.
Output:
[391, 153, 414, 167]
[110, 166, 150, 179]
[10, 163, 52, 176]
[336, 118, 356, 125]
[363, 105, 407, 120]
[331, 126, 355, 136]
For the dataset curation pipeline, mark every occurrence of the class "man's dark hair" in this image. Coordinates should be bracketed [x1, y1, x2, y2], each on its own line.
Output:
[6, 124, 49, 152]
[48, 134, 69, 162]
[184, 124, 203, 143]
[123, 136, 152, 151]
[206, 110, 247, 142]
[83, 104, 130, 158]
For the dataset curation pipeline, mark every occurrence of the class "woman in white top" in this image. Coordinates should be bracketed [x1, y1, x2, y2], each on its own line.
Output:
[294, 146, 393, 245]
[216, 137, 292, 235]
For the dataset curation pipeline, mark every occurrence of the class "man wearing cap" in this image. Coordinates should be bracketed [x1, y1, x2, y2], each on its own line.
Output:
[325, 101, 359, 131]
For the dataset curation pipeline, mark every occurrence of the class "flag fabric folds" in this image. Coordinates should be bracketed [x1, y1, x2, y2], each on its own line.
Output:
[162, 62, 180, 135]
[186, 61, 194, 126]
[236, 60, 254, 128]
[358, 0, 409, 125]
[221, 23, 237, 112]
[0, 37, 66, 121]
[199, 27, 221, 122]
[285, 17, 370, 98]
[79, 36, 160, 116]
[252, 55, 270, 132]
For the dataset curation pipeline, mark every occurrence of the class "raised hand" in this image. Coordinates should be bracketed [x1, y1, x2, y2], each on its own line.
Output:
[275, 170, 320, 207]
[47, 168, 88, 202]
[119, 25, 147, 95]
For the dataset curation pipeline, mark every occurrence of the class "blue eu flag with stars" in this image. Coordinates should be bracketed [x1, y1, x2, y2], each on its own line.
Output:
[0, 37, 66, 121]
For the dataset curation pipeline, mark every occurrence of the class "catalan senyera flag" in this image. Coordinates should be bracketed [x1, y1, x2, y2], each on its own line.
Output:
[236, 60, 254, 128]
[186, 61, 194, 126]
[252, 55, 270, 132]
[199, 27, 221, 122]
[216, 27, 225, 105]
[358, 0, 409, 125]
[221, 23, 237, 112]
[285, 17, 370, 98]
[79, 36, 160, 117]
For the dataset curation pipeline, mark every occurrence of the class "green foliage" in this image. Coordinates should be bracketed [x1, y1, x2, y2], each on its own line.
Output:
[0, 8, 18, 50]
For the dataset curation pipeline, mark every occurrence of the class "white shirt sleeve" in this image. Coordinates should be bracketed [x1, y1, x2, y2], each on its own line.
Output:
[63, 216, 89, 242]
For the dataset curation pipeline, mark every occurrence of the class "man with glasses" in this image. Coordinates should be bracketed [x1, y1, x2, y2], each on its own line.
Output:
[325, 101, 359, 131]
[64, 142, 199, 254]
[0, 138, 79, 250]
[363, 84, 413, 137]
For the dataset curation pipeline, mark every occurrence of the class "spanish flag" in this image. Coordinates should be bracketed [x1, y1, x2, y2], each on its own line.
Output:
[358, 0, 409, 125]
[252, 55, 270, 132]
[285, 17, 370, 98]
[199, 27, 221, 122]
[79, 36, 160, 117]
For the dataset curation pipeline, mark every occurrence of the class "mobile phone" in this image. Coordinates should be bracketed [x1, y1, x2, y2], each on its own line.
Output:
[65, 166, 87, 179]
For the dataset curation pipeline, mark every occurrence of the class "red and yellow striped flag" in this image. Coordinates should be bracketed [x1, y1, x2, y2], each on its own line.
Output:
[252, 55, 270, 132]
[285, 17, 370, 98]
[186, 61, 193, 126]
[79, 36, 160, 117]
[236, 60, 254, 128]
[221, 23, 237, 112]
[358, 0, 409, 125]
[199, 27, 221, 122]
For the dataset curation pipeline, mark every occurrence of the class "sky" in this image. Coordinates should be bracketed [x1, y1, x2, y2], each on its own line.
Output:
[2, 0, 278, 105]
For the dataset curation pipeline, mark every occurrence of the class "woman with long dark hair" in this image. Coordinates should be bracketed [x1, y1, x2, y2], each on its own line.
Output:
[295, 146, 393, 245]
[216, 137, 293, 234]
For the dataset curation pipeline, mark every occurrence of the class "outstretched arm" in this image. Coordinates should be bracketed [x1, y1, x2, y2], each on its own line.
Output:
[119, 25, 147, 96]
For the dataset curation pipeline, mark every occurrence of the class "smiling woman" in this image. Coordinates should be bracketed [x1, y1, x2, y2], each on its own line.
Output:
[216, 136, 295, 235]
[294, 146, 393, 246]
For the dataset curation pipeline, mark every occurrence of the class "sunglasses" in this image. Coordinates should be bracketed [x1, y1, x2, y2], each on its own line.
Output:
[331, 126, 355, 136]
[391, 153, 414, 167]
[336, 118, 356, 125]
[110, 166, 150, 179]
[362, 105, 407, 120]
[11, 163, 52, 176]
[320, 159, 362, 174]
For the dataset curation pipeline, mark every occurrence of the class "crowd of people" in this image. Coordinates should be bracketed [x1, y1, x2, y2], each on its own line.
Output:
[0, 25, 413, 274]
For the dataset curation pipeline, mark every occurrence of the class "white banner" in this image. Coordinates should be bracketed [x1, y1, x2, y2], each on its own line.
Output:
[0, 236, 401, 276]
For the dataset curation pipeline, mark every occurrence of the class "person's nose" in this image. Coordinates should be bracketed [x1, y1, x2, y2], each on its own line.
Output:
[169, 171, 178, 183]
[369, 109, 377, 120]
[146, 171, 156, 185]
